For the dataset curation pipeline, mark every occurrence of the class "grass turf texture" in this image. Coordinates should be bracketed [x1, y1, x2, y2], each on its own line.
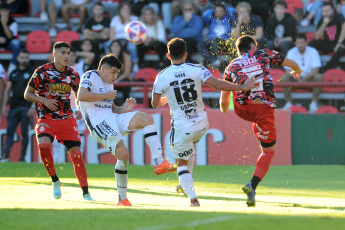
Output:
[0, 163, 344, 230]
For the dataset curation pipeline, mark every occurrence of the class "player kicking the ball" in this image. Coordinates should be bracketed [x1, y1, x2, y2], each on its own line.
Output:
[151, 38, 257, 207]
[220, 35, 301, 207]
[77, 54, 176, 206]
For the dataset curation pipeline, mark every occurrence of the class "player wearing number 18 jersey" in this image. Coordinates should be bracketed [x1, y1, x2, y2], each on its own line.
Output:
[220, 35, 302, 207]
[152, 38, 256, 207]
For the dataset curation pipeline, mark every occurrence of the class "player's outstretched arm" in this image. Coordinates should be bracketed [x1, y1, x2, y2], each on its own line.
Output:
[220, 91, 231, 113]
[205, 76, 257, 91]
[77, 87, 117, 102]
[24, 85, 59, 111]
[112, 97, 137, 114]
[151, 93, 168, 108]
[281, 57, 302, 79]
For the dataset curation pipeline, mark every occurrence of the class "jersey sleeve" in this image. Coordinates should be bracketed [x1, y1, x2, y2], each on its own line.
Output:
[265, 49, 285, 66]
[28, 67, 41, 89]
[200, 66, 212, 83]
[153, 74, 165, 95]
[80, 71, 94, 92]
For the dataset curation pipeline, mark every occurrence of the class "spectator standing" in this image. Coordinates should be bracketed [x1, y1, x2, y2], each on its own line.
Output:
[39, 0, 63, 37]
[83, 2, 110, 51]
[171, 0, 203, 62]
[0, 63, 4, 120]
[309, 2, 345, 72]
[232, 1, 264, 48]
[137, 6, 167, 69]
[0, 2, 20, 74]
[281, 34, 323, 113]
[109, 39, 132, 105]
[266, 0, 297, 55]
[110, 1, 140, 73]
[62, 0, 91, 33]
[0, 50, 35, 162]
[202, 1, 236, 66]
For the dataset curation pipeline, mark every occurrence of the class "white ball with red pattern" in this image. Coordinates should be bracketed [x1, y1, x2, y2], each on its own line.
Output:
[124, 21, 148, 44]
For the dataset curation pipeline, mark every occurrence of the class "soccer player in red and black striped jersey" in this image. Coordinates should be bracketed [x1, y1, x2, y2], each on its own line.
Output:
[220, 35, 302, 207]
[24, 42, 94, 201]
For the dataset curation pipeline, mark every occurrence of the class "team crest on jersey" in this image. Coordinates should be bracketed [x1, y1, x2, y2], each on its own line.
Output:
[66, 76, 71, 84]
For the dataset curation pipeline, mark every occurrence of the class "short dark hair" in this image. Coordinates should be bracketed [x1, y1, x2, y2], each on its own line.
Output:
[273, 0, 287, 9]
[18, 49, 29, 55]
[94, 2, 103, 8]
[296, 33, 307, 41]
[236, 35, 258, 54]
[322, 2, 334, 9]
[214, 1, 226, 10]
[98, 54, 122, 70]
[167, 38, 186, 60]
[53, 42, 71, 53]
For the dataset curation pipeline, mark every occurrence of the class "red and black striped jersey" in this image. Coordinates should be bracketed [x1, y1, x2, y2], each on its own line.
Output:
[224, 49, 285, 107]
[28, 63, 80, 120]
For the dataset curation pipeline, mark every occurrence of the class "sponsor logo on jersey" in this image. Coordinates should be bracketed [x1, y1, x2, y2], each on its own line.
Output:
[48, 83, 72, 93]
[95, 103, 112, 109]
[238, 56, 257, 67]
[180, 101, 197, 111]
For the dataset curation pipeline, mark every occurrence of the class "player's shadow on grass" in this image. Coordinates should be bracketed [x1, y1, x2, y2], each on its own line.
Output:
[28, 180, 247, 202]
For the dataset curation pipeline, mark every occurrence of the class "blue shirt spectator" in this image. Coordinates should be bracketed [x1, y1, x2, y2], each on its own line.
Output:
[171, 10, 203, 42]
[203, 5, 236, 40]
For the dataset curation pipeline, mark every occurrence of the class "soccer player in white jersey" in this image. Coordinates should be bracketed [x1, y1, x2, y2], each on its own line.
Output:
[77, 54, 176, 206]
[151, 38, 257, 207]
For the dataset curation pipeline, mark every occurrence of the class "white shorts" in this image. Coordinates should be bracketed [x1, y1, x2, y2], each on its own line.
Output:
[170, 123, 209, 160]
[88, 111, 137, 155]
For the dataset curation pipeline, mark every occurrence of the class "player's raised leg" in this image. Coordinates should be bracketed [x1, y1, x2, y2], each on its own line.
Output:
[127, 111, 177, 175]
[114, 140, 131, 206]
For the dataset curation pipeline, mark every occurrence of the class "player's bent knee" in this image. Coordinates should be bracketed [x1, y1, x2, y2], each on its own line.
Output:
[115, 140, 129, 160]
[260, 140, 276, 148]
[38, 143, 51, 152]
[138, 112, 154, 125]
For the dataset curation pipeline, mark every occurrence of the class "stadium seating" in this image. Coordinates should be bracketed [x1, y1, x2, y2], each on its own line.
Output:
[288, 105, 308, 113]
[322, 69, 345, 93]
[55, 30, 80, 45]
[285, 0, 303, 15]
[270, 68, 285, 92]
[134, 68, 158, 82]
[315, 105, 338, 114]
[26, 31, 51, 53]
[207, 68, 222, 79]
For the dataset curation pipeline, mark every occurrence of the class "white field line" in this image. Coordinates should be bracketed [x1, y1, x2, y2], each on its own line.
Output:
[136, 216, 236, 230]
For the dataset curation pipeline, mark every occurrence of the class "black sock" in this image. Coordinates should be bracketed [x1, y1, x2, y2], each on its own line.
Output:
[250, 176, 261, 191]
[51, 174, 59, 183]
[82, 186, 89, 195]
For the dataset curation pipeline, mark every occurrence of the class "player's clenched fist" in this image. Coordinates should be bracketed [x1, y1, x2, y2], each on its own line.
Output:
[105, 90, 117, 100]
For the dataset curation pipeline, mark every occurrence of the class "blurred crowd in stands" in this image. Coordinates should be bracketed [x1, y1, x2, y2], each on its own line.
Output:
[2, 0, 345, 162]
[1, 0, 345, 113]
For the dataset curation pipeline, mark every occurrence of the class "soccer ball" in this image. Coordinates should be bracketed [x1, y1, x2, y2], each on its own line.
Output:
[124, 21, 148, 44]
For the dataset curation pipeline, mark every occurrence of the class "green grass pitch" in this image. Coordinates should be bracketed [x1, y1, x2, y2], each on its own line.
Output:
[0, 163, 344, 230]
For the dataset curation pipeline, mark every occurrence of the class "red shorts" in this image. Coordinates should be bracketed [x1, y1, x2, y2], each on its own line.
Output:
[35, 118, 81, 142]
[234, 103, 276, 145]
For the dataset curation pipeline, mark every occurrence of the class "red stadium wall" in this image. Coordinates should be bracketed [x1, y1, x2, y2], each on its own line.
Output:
[0, 109, 292, 165]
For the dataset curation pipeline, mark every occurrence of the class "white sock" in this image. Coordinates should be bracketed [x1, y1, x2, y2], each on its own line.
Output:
[115, 160, 128, 201]
[143, 124, 163, 166]
[177, 166, 196, 200]
[187, 155, 195, 175]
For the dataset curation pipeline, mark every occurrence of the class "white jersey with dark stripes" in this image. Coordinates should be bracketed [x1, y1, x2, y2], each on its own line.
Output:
[153, 63, 212, 131]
